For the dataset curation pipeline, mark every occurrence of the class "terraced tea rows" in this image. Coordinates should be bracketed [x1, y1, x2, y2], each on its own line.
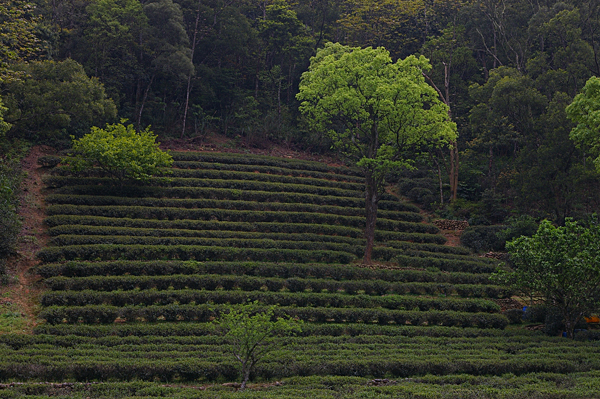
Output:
[9, 151, 600, 397]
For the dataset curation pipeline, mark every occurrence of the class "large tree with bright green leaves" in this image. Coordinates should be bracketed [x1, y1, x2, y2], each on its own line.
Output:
[297, 43, 456, 264]
[566, 76, 600, 172]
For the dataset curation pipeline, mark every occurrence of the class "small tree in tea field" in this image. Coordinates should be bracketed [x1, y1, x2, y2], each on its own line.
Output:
[493, 217, 600, 339]
[66, 121, 173, 183]
[216, 302, 302, 389]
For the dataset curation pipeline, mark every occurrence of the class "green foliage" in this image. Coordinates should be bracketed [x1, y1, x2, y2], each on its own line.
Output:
[66, 122, 173, 182]
[0, 97, 11, 138]
[297, 43, 456, 262]
[0, 156, 22, 263]
[566, 76, 600, 172]
[496, 215, 539, 244]
[493, 218, 600, 338]
[0, 0, 44, 67]
[460, 226, 507, 252]
[2, 59, 117, 144]
[298, 43, 456, 176]
[216, 302, 302, 389]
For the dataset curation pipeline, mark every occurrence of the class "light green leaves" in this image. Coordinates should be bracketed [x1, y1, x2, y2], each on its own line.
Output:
[215, 301, 302, 388]
[566, 76, 600, 172]
[67, 121, 173, 182]
[493, 217, 600, 338]
[297, 42, 456, 171]
[0, 97, 10, 138]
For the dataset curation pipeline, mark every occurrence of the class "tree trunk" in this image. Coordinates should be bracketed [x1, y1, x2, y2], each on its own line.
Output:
[430, 152, 444, 205]
[240, 363, 251, 390]
[137, 74, 154, 131]
[423, 63, 458, 202]
[563, 308, 582, 339]
[450, 142, 459, 201]
[181, 0, 202, 139]
[364, 171, 379, 265]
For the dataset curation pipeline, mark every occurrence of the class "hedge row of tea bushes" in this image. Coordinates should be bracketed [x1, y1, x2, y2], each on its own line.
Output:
[42, 273, 507, 297]
[45, 195, 420, 220]
[44, 236, 475, 263]
[169, 152, 364, 176]
[0, 333, 598, 382]
[31, 323, 521, 338]
[45, 204, 431, 231]
[45, 217, 444, 243]
[51, 166, 366, 190]
[2, 373, 600, 398]
[36, 260, 484, 282]
[41, 289, 501, 312]
[37, 244, 356, 263]
[48, 185, 416, 211]
[172, 160, 366, 180]
[43, 176, 368, 198]
[2, 374, 600, 399]
[37, 244, 497, 271]
[39, 304, 509, 328]
[28, 151, 532, 388]
[47, 227, 459, 254]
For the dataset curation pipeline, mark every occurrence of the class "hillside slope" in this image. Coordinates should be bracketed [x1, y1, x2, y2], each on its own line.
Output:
[1, 152, 600, 398]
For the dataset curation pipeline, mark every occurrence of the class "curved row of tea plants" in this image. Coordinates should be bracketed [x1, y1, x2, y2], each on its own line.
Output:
[22, 151, 594, 395]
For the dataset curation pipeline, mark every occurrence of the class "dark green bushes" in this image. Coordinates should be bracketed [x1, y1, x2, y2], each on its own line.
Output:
[39, 303, 508, 328]
[45, 217, 443, 243]
[45, 196, 422, 221]
[36, 244, 356, 263]
[168, 152, 362, 176]
[47, 235, 359, 255]
[0, 158, 23, 280]
[460, 225, 507, 252]
[49, 185, 418, 211]
[52, 166, 365, 191]
[393, 254, 498, 274]
[43, 176, 364, 198]
[45, 204, 431, 231]
[43, 274, 509, 299]
[37, 260, 492, 284]
[41, 289, 500, 312]
[172, 161, 365, 182]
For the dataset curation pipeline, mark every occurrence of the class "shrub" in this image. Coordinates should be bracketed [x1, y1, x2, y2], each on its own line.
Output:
[64, 121, 173, 183]
[0, 158, 23, 265]
[460, 225, 507, 252]
[503, 309, 524, 324]
[496, 215, 539, 244]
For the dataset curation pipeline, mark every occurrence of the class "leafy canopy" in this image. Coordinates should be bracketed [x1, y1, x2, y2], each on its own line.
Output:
[67, 121, 173, 182]
[216, 302, 302, 389]
[0, 97, 10, 138]
[566, 76, 600, 172]
[2, 59, 117, 143]
[493, 218, 600, 338]
[297, 43, 457, 180]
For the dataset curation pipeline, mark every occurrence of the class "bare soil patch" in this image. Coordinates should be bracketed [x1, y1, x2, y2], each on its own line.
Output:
[494, 297, 525, 312]
[1, 145, 55, 333]
[159, 135, 347, 167]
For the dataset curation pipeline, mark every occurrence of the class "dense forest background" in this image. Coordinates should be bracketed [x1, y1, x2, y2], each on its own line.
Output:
[2, 0, 600, 227]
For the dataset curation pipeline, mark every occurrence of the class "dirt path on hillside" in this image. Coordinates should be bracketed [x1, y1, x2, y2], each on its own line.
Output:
[383, 186, 463, 247]
[1, 145, 55, 333]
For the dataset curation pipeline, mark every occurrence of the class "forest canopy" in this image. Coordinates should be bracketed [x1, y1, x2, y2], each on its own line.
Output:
[1, 0, 600, 224]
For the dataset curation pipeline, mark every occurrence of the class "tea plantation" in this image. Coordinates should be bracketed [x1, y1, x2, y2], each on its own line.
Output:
[4, 152, 600, 398]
